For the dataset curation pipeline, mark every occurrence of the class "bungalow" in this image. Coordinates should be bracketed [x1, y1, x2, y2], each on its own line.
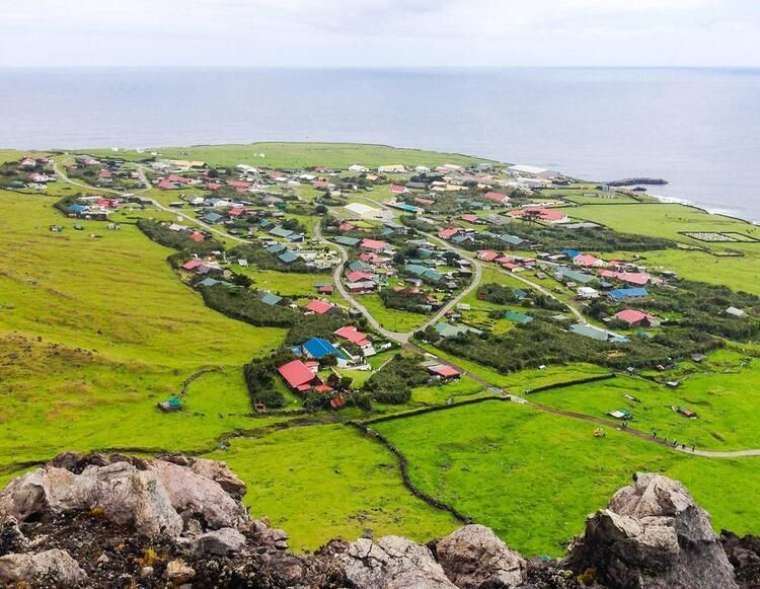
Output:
[304, 299, 334, 315]
[278, 250, 300, 264]
[189, 231, 205, 243]
[334, 236, 360, 247]
[461, 214, 480, 224]
[360, 238, 389, 253]
[510, 208, 568, 223]
[181, 259, 204, 271]
[414, 197, 434, 206]
[504, 311, 533, 325]
[574, 254, 605, 268]
[600, 270, 651, 286]
[349, 164, 369, 173]
[434, 322, 482, 338]
[346, 270, 374, 283]
[202, 212, 224, 224]
[615, 309, 657, 327]
[555, 267, 595, 285]
[278, 359, 320, 393]
[302, 337, 339, 360]
[348, 260, 372, 272]
[478, 250, 500, 262]
[378, 164, 406, 174]
[483, 191, 510, 205]
[576, 286, 600, 300]
[426, 363, 462, 380]
[260, 292, 283, 306]
[570, 323, 629, 343]
[269, 226, 295, 239]
[316, 284, 334, 295]
[266, 243, 287, 255]
[390, 184, 408, 194]
[334, 325, 376, 356]
[497, 234, 524, 247]
[438, 227, 460, 240]
[346, 280, 377, 294]
[338, 222, 356, 233]
[608, 287, 649, 302]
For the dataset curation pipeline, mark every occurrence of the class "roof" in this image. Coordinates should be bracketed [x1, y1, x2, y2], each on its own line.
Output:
[346, 270, 373, 283]
[615, 309, 654, 325]
[278, 251, 299, 264]
[570, 323, 629, 343]
[278, 360, 316, 389]
[478, 250, 500, 262]
[302, 337, 338, 359]
[334, 325, 370, 346]
[438, 227, 460, 239]
[511, 208, 566, 222]
[182, 259, 204, 271]
[427, 363, 461, 378]
[266, 243, 286, 254]
[269, 226, 294, 238]
[305, 299, 334, 315]
[484, 191, 509, 203]
[434, 322, 482, 338]
[334, 236, 360, 247]
[360, 238, 387, 251]
[504, 311, 533, 324]
[260, 292, 283, 306]
[203, 212, 223, 223]
[574, 254, 603, 267]
[609, 287, 649, 300]
[498, 234, 524, 246]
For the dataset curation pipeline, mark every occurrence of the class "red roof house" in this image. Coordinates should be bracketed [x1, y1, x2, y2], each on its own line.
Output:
[574, 254, 604, 268]
[338, 222, 355, 233]
[414, 197, 434, 206]
[477, 250, 500, 262]
[182, 259, 204, 271]
[511, 208, 567, 223]
[360, 239, 388, 252]
[484, 191, 510, 204]
[438, 227, 460, 240]
[346, 270, 373, 283]
[427, 364, 462, 379]
[226, 180, 250, 191]
[278, 360, 319, 392]
[615, 309, 656, 327]
[189, 231, 205, 242]
[390, 184, 407, 194]
[304, 299, 334, 315]
[334, 325, 370, 347]
[461, 214, 479, 224]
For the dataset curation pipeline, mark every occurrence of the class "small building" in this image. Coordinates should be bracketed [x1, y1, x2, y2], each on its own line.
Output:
[278, 359, 320, 393]
[608, 287, 649, 302]
[260, 292, 284, 306]
[426, 363, 462, 380]
[615, 309, 657, 328]
[304, 299, 334, 315]
[302, 337, 339, 360]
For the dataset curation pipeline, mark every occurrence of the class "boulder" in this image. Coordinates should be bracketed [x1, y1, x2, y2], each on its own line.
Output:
[166, 558, 196, 584]
[195, 527, 247, 556]
[565, 473, 738, 589]
[435, 524, 526, 588]
[189, 458, 247, 499]
[336, 535, 458, 589]
[0, 548, 86, 586]
[149, 460, 247, 529]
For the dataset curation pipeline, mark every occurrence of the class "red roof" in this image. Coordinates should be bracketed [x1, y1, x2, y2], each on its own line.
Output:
[182, 259, 204, 271]
[278, 360, 317, 389]
[228, 207, 245, 217]
[346, 270, 373, 283]
[226, 180, 250, 190]
[615, 309, 654, 325]
[338, 222, 355, 233]
[305, 299, 334, 315]
[206, 182, 223, 191]
[314, 384, 334, 394]
[600, 270, 650, 286]
[317, 285, 334, 294]
[461, 214, 479, 223]
[414, 197, 434, 206]
[334, 325, 370, 346]
[511, 208, 566, 222]
[428, 364, 461, 378]
[360, 238, 387, 251]
[477, 250, 499, 262]
[574, 254, 603, 267]
[359, 252, 387, 265]
[189, 231, 205, 242]
[390, 184, 407, 194]
[438, 227, 460, 240]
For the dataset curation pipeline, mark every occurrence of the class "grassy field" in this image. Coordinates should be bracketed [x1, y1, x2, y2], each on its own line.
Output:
[0, 190, 286, 467]
[82, 142, 493, 170]
[571, 203, 760, 294]
[374, 400, 760, 557]
[533, 358, 760, 450]
[360, 294, 430, 332]
[205, 423, 459, 551]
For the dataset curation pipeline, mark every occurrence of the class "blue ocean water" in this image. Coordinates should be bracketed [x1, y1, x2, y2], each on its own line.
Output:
[1, 67, 759, 221]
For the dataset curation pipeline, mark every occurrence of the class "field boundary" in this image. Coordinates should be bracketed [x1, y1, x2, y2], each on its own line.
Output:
[348, 421, 473, 524]
[359, 395, 507, 426]
[524, 373, 616, 395]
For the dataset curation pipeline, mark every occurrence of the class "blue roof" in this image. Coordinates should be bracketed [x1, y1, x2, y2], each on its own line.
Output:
[609, 287, 649, 300]
[278, 251, 299, 264]
[68, 203, 87, 214]
[562, 248, 580, 259]
[499, 234, 524, 246]
[269, 226, 294, 238]
[302, 337, 338, 359]
[334, 236, 360, 247]
[203, 212, 223, 223]
[197, 278, 221, 287]
[260, 292, 283, 306]
[266, 243, 286, 254]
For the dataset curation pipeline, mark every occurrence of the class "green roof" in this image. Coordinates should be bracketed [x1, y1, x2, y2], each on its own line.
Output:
[504, 311, 533, 324]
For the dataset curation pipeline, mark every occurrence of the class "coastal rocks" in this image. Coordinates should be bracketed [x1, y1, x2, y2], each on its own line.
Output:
[565, 472, 738, 589]
[435, 524, 527, 588]
[0, 548, 86, 586]
[334, 535, 458, 588]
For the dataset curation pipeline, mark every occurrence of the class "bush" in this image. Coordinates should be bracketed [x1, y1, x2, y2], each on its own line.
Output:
[198, 284, 297, 327]
[362, 353, 429, 404]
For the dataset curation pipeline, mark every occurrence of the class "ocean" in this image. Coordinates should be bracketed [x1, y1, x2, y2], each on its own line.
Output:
[1, 67, 759, 221]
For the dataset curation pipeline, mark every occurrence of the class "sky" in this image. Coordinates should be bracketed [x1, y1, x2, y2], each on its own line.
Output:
[1, 0, 760, 67]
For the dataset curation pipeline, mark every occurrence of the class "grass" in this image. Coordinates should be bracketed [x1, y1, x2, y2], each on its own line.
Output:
[360, 294, 430, 332]
[0, 190, 286, 466]
[204, 423, 459, 551]
[373, 400, 760, 557]
[83, 143, 493, 170]
[532, 357, 760, 450]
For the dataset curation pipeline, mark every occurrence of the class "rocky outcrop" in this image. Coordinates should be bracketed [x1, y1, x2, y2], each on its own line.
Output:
[0, 456, 745, 588]
[435, 524, 527, 588]
[565, 472, 738, 589]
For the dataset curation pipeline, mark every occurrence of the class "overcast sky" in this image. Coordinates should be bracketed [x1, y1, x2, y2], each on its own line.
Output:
[2, 0, 759, 67]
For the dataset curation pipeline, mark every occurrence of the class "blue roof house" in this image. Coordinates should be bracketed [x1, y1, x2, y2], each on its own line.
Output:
[302, 337, 339, 360]
[608, 287, 649, 301]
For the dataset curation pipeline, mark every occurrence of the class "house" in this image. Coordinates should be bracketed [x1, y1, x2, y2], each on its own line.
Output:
[414, 197, 434, 206]
[278, 251, 300, 264]
[510, 208, 568, 223]
[302, 337, 339, 360]
[483, 191, 510, 205]
[434, 322, 482, 338]
[615, 309, 657, 327]
[202, 212, 224, 224]
[181, 259, 204, 271]
[570, 323, 629, 343]
[600, 270, 651, 286]
[269, 226, 295, 239]
[555, 267, 595, 285]
[576, 286, 600, 300]
[574, 254, 605, 268]
[461, 214, 480, 224]
[349, 164, 369, 173]
[378, 164, 406, 174]
[304, 299, 334, 315]
[497, 234, 524, 247]
[360, 238, 388, 253]
[438, 228, 460, 240]
[334, 326, 375, 356]
[260, 292, 283, 306]
[317, 284, 334, 295]
[426, 363, 462, 380]
[390, 184, 408, 194]
[504, 311, 533, 325]
[608, 287, 649, 302]
[334, 236, 360, 247]
[346, 280, 376, 293]
[478, 250, 500, 262]
[346, 270, 374, 283]
[278, 359, 320, 393]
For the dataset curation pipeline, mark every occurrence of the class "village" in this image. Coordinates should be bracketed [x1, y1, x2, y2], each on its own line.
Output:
[2, 150, 757, 425]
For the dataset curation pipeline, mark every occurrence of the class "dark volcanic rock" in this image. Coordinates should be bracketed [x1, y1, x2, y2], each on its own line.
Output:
[565, 472, 738, 589]
[722, 531, 760, 588]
